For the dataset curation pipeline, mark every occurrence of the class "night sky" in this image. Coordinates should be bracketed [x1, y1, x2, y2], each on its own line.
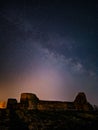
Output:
[0, 0, 98, 105]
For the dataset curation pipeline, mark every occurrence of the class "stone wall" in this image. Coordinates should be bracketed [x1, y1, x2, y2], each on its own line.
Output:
[37, 101, 69, 111]
[6, 92, 94, 111]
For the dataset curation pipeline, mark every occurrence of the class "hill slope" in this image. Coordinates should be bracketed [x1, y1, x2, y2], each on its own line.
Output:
[0, 109, 98, 130]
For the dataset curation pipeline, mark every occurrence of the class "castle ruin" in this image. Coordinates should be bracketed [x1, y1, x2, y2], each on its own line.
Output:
[7, 92, 93, 111]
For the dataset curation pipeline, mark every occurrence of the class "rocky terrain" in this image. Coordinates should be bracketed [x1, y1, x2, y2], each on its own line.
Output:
[0, 108, 98, 130]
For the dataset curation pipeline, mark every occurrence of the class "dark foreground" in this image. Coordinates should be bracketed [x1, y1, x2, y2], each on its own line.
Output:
[0, 109, 98, 130]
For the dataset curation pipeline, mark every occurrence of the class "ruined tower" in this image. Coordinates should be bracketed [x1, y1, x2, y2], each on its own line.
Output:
[7, 98, 17, 109]
[74, 92, 93, 111]
[20, 93, 39, 110]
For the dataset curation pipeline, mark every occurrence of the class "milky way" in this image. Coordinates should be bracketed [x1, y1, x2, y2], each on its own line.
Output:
[0, 0, 97, 105]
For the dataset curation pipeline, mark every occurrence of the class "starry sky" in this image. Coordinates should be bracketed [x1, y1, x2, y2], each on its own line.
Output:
[0, 0, 98, 105]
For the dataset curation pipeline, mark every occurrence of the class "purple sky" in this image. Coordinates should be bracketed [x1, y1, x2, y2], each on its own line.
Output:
[0, 0, 98, 105]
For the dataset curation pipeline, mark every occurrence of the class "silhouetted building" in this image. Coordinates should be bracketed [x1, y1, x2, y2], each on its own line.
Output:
[7, 92, 94, 111]
[7, 98, 17, 109]
[74, 92, 93, 111]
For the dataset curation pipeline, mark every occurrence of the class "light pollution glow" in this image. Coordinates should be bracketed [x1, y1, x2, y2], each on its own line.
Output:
[0, 1, 97, 106]
[0, 45, 97, 106]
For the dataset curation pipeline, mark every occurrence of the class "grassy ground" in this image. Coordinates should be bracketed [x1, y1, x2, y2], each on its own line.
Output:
[0, 109, 98, 130]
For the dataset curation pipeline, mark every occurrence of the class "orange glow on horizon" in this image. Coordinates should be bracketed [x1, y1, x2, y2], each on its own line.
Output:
[0, 101, 6, 109]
